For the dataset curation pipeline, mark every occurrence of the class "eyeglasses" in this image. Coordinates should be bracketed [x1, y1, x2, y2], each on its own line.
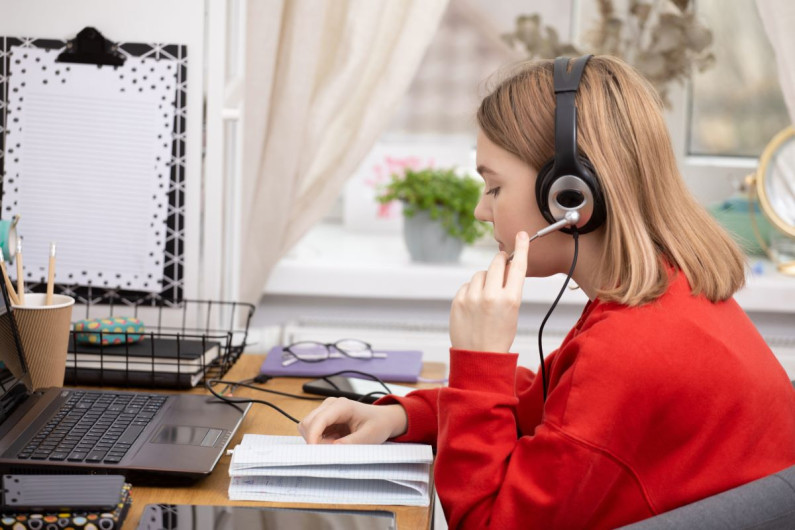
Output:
[281, 339, 388, 367]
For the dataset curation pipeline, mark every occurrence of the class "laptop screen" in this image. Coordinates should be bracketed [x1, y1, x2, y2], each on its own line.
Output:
[0, 276, 31, 399]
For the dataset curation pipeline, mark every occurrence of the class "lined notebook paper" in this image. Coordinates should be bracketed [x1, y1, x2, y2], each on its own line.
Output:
[3, 46, 175, 292]
[227, 434, 433, 506]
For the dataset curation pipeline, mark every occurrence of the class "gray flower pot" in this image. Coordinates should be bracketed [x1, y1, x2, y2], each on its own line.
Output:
[403, 210, 464, 263]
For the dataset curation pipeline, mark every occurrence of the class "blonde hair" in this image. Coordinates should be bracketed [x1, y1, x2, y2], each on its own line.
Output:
[477, 55, 746, 305]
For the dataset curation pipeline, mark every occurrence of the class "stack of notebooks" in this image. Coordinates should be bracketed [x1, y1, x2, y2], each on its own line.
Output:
[66, 336, 222, 388]
[227, 434, 433, 506]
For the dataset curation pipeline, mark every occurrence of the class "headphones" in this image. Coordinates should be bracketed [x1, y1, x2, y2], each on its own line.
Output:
[535, 55, 606, 235]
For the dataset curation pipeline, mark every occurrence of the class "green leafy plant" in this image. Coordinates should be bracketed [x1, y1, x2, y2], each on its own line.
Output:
[376, 167, 489, 244]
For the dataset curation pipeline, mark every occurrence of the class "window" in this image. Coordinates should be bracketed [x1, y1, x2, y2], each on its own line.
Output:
[342, 0, 788, 216]
[385, 0, 520, 137]
[689, 0, 789, 158]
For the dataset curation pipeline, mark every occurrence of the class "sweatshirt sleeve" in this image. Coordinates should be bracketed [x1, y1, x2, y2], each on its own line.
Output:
[373, 351, 538, 449]
[434, 349, 649, 529]
[374, 387, 440, 447]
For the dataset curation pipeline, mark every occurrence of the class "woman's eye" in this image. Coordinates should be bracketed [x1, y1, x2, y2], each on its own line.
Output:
[486, 186, 501, 197]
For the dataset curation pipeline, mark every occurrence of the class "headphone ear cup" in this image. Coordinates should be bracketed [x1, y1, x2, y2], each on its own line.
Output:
[535, 158, 557, 225]
[535, 156, 607, 234]
[574, 157, 606, 234]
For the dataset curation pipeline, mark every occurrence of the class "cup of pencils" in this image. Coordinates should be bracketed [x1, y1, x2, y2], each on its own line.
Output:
[0, 241, 74, 390]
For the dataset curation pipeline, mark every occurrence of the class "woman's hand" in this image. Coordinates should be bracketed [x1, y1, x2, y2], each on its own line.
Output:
[449, 231, 530, 352]
[298, 398, 408, 445]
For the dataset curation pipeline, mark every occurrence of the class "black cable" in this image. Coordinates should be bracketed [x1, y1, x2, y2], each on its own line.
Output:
[361, 391, 389, 402]
[204, 369, 394, 424]
[204, 378, 325, 425]
[318, 369, 392, 395]
[538, 230, 579, 401]
[206, 378, 325, 401]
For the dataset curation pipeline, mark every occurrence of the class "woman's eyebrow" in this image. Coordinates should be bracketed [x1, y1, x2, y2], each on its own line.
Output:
[476, 164, 497, 177]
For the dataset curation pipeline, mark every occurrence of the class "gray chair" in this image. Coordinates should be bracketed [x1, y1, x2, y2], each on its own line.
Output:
[620, 464, 795, 529]
[622, 381, 795, 529]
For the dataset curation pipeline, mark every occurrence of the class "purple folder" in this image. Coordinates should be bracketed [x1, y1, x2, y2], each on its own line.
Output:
[260, 345, 424, 383]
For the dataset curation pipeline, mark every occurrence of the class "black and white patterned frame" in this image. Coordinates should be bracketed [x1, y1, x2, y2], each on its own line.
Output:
[0, 36, 185, 306]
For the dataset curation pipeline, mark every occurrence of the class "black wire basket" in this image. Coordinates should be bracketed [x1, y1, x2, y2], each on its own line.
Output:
[64, 297, 255, 389]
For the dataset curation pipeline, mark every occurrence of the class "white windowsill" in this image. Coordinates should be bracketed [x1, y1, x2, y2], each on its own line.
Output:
[264, 223, 795, 313]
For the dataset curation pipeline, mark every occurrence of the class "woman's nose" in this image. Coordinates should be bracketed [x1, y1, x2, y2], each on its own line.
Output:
[474, 195, 491, 223]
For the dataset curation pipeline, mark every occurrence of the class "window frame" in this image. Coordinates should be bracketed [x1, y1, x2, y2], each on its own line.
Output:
[572, 0, 764, 207]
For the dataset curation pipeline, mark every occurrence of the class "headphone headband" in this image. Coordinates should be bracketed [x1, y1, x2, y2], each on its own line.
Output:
[553, 55, 592, 175]
[553, 55, 592, 93]
[534, 54, 606, 235]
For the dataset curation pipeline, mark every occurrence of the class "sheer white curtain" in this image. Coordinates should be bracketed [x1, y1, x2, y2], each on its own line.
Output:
[239, 0, 448, 302]
[757, 0, 795, 124]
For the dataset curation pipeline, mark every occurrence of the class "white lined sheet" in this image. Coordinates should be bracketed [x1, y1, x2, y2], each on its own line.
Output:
[228, 434, 433, 506]
[3, 46, 176, 291]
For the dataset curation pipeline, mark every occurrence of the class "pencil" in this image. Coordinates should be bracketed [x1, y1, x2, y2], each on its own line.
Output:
[0, 253, 20, 306]
[46, 242, 56, 306]
[15, 238, 24, 305]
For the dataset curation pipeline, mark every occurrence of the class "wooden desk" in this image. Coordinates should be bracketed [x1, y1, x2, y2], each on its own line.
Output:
[120, 354, 446, 529]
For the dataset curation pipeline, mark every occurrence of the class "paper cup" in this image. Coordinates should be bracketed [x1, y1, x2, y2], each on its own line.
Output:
[11, 294, 74, 390]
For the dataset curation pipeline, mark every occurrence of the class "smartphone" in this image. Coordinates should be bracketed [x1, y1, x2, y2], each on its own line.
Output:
[302, 376, 416, 404]
[1, 474, 125, 512]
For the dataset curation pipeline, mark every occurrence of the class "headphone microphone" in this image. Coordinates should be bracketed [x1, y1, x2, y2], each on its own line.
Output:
[533, 210, 580, 239]
[506, 211, 580, 262]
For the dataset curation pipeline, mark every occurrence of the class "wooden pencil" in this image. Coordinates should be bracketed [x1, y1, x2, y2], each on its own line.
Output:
[0, 253, 20, 306]
[45, 242, 56, 305]
[15, 238, 24, 305]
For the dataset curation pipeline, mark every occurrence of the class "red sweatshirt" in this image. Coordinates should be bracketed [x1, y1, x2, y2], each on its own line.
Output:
[378, 272, 795, 529]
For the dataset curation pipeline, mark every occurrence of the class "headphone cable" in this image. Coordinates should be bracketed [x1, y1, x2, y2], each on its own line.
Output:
[204, 369, 394, 424]
[538, 230, 579, 401]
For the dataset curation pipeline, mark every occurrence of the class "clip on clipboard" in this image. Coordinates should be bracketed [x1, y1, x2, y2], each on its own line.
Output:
[56, 26, 126, 67]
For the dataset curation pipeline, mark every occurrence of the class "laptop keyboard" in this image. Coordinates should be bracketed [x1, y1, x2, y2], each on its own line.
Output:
[17, 391, 166, 464]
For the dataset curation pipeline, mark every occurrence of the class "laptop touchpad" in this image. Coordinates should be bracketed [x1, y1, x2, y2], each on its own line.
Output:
[151, 425, 223, 447]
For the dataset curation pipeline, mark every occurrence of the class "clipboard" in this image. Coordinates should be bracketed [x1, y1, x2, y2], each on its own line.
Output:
[0, 27, 186, 304]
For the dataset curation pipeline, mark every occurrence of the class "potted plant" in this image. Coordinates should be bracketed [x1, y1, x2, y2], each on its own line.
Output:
[376, 167, 489, 263]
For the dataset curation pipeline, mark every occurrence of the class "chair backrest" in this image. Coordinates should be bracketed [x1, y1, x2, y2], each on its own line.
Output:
[621, 380, 795, 528]
[620, 464, 795, 529]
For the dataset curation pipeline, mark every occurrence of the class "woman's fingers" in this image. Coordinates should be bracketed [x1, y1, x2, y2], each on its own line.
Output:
[299, 397, 352, 444]
[298, 395, 333, 430]
[318, 423, 351, 444]
[468, 271, 487, 298]
[449, 231, 530, 352]
[504, 231, 529, 293]
[484, 251, 509, 292]
[333, 425, 377, 444]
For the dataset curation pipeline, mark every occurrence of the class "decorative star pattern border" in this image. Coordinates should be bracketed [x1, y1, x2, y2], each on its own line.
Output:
[0, 36, 185, 307]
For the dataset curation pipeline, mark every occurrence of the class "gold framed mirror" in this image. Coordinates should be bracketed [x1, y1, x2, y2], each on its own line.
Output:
[750, 126, 795, 275]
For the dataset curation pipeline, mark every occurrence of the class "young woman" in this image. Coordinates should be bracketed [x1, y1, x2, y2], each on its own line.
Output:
[298, 55, 795, 529]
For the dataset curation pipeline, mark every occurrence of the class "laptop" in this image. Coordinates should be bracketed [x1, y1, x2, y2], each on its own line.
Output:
[0, 280, 250, 481]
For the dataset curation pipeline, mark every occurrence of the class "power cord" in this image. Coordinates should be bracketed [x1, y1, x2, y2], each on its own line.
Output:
[204, 369, 394, 424]
[538, 230, 579, 401]
[205, 377, 324, 424]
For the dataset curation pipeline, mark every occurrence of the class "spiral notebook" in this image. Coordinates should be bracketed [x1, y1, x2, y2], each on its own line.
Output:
[227, 434, 432, 506]
[260, 346, 423, 382]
